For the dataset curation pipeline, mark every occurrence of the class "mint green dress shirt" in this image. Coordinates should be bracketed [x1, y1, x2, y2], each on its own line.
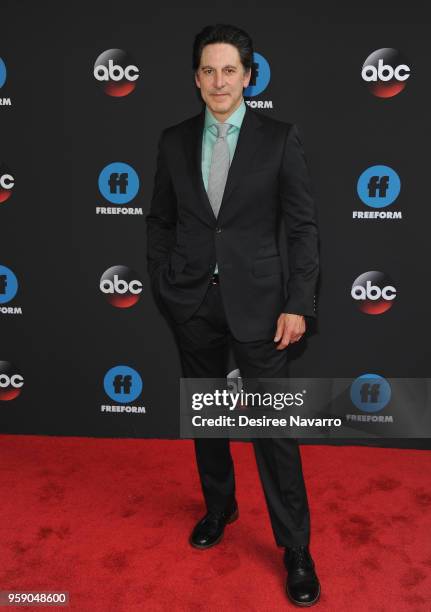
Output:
[201, 98, 247, 273]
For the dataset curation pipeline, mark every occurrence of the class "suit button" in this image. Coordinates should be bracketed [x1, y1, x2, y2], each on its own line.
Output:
[215, 227, 222, 233]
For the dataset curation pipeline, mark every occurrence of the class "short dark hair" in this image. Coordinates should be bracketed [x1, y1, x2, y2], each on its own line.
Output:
[192, 24, 254, 73]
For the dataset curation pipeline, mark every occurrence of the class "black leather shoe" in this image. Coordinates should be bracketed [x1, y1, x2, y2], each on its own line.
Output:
[189, 500, 239, 549]
[284, 545, 321, 606]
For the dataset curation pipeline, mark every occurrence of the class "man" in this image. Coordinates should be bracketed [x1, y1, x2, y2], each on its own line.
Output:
[146, 23, 321, 607]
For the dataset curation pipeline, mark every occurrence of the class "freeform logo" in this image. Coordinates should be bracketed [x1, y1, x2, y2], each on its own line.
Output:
[0, 58, 6, 88]
[101, 365, 146, 414]
[351, 271, 396, 315]
[0, 164, 15, 204]
[347, 373, 393, 423]
[97, 162, 142, 215]
[100, 265, 143, 307]
[244, 52, 273, 109]
[350, 374, 391, 412]
[0, 361, 24, 401]
[362, 48, 410, 98]
[354, 164, 402, 220]
[94, 49, 139, 97]
[0, 264, 22, 315]
[0, 57, 12, 107]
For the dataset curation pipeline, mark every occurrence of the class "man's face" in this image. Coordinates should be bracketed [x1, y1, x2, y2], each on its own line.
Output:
[195, 43, 251, 120]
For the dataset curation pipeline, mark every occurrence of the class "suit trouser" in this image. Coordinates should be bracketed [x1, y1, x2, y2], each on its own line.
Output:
[166, 278, 311, 548]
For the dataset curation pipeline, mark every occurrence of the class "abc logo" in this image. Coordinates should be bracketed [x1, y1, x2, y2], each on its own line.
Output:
[0, 174, 14, 189]
[362, 48, 410, 98]
[94, 59, 139, 82]
[100, 265, 143, 308]
[94, 49, 139, 97]
[0, 361, 24, 401]
[351, 271, 396, 315]
[0, 164, 15, 204]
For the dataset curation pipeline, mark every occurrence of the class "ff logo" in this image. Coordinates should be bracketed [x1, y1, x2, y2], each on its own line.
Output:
[0, 58, 6, 88]
[350, 374, 391, 412]
[94, 49, 139, 97]
[351, 271, 396, 314]
[362, 48, 410, 98]
[357, 165, 401, 208]
[98, 162, 139, 204]
[0, 265, 18, 304]
[104, 365, 143, 403]
[100, 265, 143, 307]
[244, 52, 271, 97]
[0, 163, 15, 204]
[0, 361, 24, 401]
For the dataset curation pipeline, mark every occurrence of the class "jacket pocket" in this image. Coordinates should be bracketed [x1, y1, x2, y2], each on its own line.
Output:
[252, 255, 282, 277]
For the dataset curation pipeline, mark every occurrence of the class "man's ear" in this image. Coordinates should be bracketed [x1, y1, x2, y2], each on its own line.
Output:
[194, 71, 201, 89]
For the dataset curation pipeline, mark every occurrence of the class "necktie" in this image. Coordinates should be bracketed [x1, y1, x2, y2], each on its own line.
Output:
[207, 122, 231, 218]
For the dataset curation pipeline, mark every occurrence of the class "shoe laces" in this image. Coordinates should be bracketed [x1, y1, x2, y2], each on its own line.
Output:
[286, 545, 311, 570]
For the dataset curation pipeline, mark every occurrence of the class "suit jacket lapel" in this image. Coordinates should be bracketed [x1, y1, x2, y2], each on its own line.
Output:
[218, 104, 265, 222]
[184, 102, 265, 225]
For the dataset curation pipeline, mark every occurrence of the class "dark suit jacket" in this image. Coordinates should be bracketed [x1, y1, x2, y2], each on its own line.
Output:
[145, 102, 320, 342]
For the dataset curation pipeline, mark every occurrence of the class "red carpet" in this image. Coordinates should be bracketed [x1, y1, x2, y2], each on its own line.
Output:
[0, 435, 430, 611]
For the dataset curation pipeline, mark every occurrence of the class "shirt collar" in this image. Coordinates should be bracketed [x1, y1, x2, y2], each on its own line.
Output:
[204, 98, 246, 132]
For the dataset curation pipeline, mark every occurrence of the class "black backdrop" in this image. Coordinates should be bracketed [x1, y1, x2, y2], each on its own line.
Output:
[1, 1, 430, 449]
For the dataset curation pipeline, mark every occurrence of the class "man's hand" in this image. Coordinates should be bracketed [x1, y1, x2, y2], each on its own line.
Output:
[274, 313, 306, 350]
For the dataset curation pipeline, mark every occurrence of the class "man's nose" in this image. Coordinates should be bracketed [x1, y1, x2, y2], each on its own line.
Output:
[214, 71, 226, 88]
